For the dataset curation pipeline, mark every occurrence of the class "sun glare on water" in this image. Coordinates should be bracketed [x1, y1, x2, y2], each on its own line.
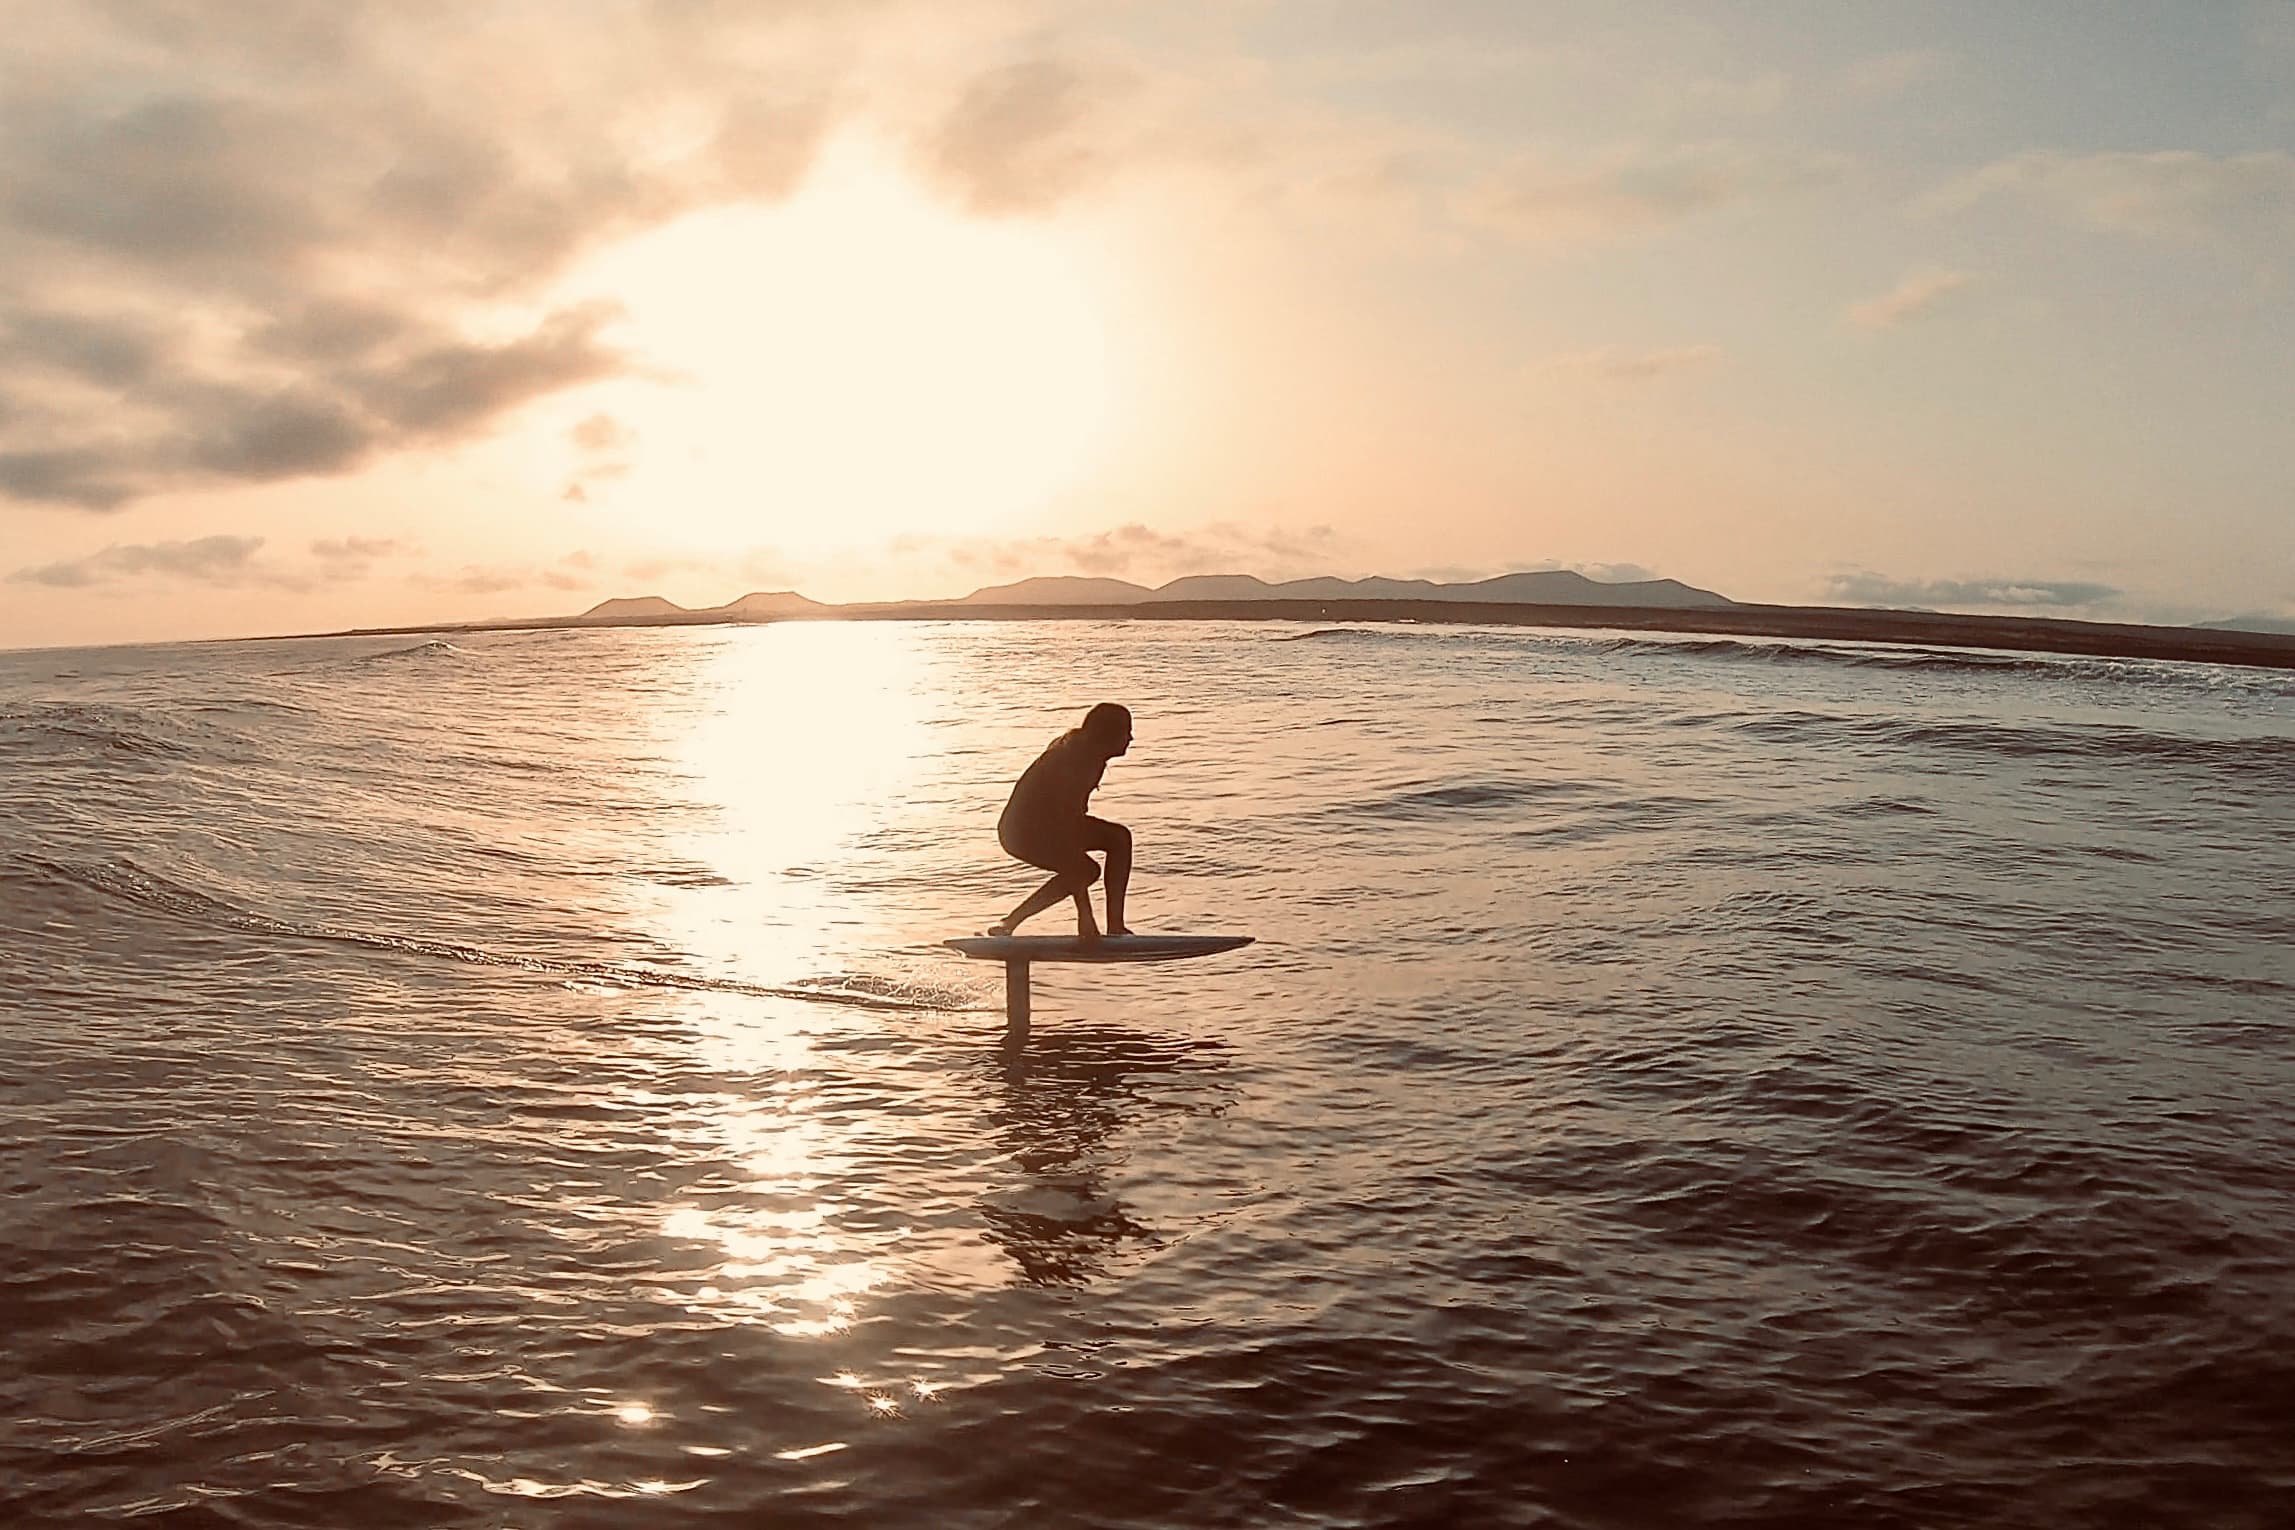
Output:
[561, 140, 1117, 555]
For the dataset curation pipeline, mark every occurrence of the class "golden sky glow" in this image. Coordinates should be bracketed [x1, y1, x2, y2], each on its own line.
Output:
[4, 2, 2294, 645]
[555, 140, 1117, 557]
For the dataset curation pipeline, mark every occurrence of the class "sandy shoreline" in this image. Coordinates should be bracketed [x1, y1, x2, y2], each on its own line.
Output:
[271, 598, 2295, 671]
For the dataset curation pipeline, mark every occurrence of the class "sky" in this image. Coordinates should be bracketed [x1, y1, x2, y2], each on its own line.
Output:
[4, 0, 2293, 648]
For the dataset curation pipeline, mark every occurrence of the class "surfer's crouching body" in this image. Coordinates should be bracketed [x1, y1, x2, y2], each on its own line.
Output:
[989, 703, 1134, 941]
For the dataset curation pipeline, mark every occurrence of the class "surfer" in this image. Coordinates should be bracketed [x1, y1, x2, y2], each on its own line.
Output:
[987, 702, 1133, 941]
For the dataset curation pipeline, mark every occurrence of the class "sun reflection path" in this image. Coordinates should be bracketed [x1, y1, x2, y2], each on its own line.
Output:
[657, 624, 943, 985]
[618, 625, 1237, 1454]
[655, 1071, 893, 1341]
[638, 624, 1002, 1360]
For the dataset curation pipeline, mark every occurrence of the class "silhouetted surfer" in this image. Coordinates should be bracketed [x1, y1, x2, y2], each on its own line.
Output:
[988, 703, 1133, 941]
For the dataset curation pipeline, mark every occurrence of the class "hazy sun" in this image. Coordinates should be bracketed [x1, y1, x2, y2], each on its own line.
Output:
[557, 139, 1116, 555]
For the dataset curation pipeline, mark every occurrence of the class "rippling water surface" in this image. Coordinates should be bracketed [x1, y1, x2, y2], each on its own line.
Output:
[4, 620, 2292, 1528]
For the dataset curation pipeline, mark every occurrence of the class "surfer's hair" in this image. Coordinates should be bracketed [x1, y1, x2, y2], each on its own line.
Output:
[1082, 702, 1131, 736]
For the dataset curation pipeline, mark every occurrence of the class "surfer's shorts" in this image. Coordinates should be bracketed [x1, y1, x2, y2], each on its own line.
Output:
[1001, 815, 1126, 876]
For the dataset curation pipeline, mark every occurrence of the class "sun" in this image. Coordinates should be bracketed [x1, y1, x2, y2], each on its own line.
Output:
[555, 138, 1117, 556]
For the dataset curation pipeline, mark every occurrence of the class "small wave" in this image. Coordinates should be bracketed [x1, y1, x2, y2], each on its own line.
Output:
[1273, 622, 2295, 693]
[185, 696, 313, 718]
[1563, 633, 1986, 672]
[1833, 793, 1941, 818]
[1275, 627, 1404, 643]
[631, 863, 737, 889]
[0, 703, 196, 760]
[275, 636, 474, 678]
[1558, 633, 2295, 693]
[1334, 777, 1601, 822]
[24, 855, 963, 1014]
[1725, 710, 2295, 788]
[356, 638, 469, 663]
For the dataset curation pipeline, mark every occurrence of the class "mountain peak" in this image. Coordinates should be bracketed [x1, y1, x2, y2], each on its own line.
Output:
[717, 590, 826, 614]
[582, 595, 686, 619]
[961, 575, 1158, 605]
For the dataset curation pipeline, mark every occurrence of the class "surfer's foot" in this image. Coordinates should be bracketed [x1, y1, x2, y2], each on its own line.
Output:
[986, 921, 1016, 937]
[1106, 924, 1132, 937]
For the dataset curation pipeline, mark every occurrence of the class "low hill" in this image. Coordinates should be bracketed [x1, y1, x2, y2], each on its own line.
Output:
[582, 595, 686, 621]
[961, 576, 1159, 604]
[712, 590, 829, 617]
[1144, 575, 1287, 601]
[1441, 571, 1731, 607]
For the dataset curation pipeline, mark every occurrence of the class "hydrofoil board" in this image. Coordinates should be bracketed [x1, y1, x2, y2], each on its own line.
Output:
[945, 933, 1253, 965]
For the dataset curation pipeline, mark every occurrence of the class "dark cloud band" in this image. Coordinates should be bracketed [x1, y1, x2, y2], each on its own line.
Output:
[1825, 572, 2120, 610]
[0, 3, 837, 512]
[7, 534, 268, 588]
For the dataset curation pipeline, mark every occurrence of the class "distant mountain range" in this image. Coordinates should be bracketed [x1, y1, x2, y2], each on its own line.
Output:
[955, 569, 1735, 609]
[580, 569, 1735, 621]
[571, 578, 2295, 637]
[303, 566, 2295, 672]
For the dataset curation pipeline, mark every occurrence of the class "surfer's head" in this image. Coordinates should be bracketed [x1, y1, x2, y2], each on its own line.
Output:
[1081, 702, 1132, 758]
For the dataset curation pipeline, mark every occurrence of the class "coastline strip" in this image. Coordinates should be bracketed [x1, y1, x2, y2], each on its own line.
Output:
[257, 599, 2295, 672]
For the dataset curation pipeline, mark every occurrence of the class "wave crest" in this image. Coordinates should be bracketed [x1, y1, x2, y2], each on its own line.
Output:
[19, 855, 966, 1014]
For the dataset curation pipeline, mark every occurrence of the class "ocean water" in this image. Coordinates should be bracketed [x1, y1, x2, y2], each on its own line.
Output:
[3, 619, 2292, 1529]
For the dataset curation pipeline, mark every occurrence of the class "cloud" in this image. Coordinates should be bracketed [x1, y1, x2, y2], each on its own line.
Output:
[400, 546, 613, 598]
[421, 566, 530, 597]
[0, 300, 629, 509]
[546, 548, 601, 591]
[1824, 572, 2121, 610]
[565, 411, 635, 500]
[622, 555, 713, 583]
[570, 413, 633, 453]
[8, 534, 269, 588]
[311, 537, 401, 561]
[1469, 142, 1847, 246]
[922, 54, 1123, 216]
[1061, 522, 1233, 576]
[1926, 149, 2295, 244]
[1549, 344, 1722, 380]
[1847, 268, 1980, 330]
[7, 530, 422, 590]
[0, 2, 853, 511]
[896, 519, 1349, 584]
[0, 4, 1882, 526]
[4, 309, 175, 388]
[308, 535, 404, 579]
